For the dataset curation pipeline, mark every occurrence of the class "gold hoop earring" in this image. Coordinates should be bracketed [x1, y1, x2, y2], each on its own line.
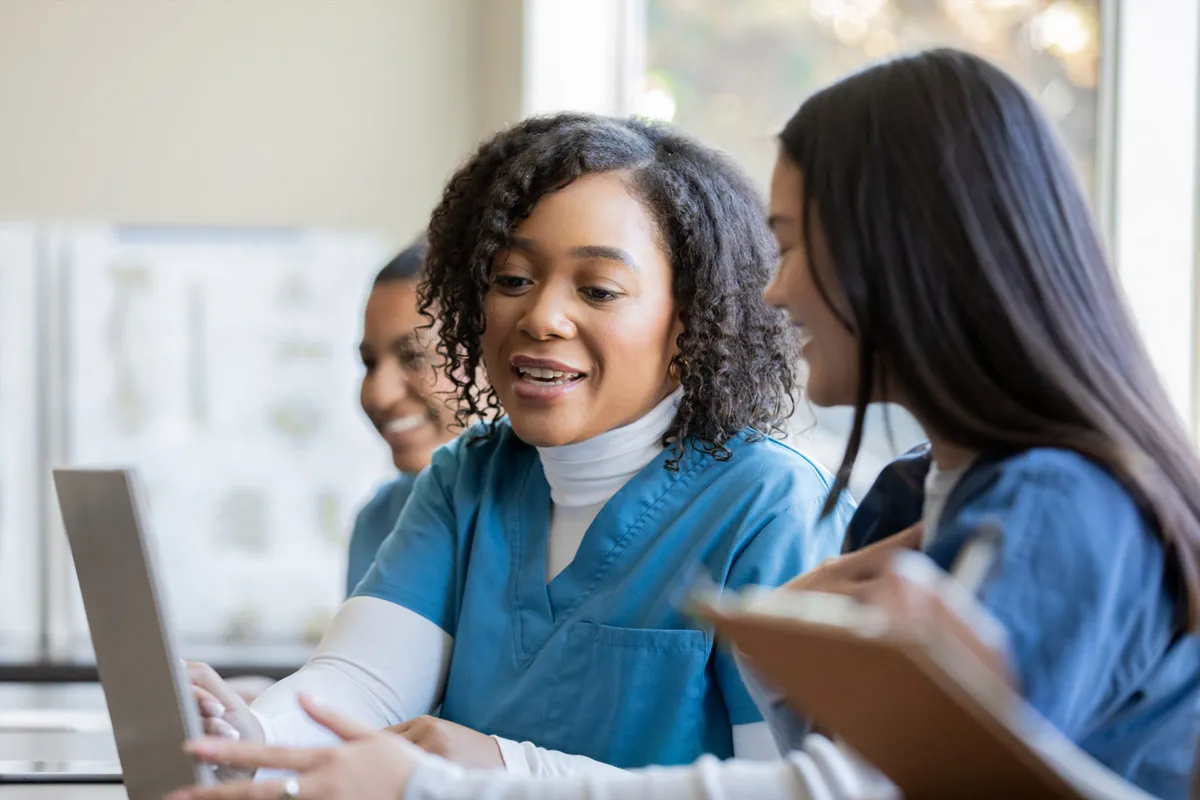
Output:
[668, 355, 688, 383]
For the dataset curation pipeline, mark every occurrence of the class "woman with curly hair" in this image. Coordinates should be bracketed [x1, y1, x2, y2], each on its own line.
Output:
[187, 112, 852, 779]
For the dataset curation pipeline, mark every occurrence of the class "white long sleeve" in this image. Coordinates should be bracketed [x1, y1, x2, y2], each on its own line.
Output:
[491, 722, 779, 778]
[491, 712, 778, 777]
[252, 596, 452, 749]
[405, 735, 898, 800]
[732, 721, 784, 760]
[491, 737, 628, 778]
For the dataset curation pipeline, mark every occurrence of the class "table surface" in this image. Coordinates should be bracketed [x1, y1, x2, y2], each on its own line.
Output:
[0, 788, 125, 800]
[0, 684, 123, 799]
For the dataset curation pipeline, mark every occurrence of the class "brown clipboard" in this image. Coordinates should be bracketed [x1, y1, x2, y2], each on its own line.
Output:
[693, 594, 1150, 800]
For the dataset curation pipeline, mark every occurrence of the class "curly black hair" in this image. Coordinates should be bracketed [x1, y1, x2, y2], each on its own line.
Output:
[419, 112, 798, 467]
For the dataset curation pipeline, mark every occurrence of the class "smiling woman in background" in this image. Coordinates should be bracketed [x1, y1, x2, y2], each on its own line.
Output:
[348, 239, 459, 595]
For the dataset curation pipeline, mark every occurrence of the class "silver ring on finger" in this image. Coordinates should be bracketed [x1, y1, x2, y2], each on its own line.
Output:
[280, 777, 301, 800]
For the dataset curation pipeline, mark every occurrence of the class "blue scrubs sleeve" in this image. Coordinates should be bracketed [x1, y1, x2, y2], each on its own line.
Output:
[353, 444, 462, 636]
[716, 494, 854, 726]
[938, 464, 1166, 740]
[345, 475, 416, 597]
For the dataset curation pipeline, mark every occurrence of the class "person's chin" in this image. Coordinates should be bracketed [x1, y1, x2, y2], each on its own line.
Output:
[805, 386, 835, 408]
[506, 413, 581, 448]
[392, 448, 433, 474]
[509, 426, 574, 448]
[804, 378, 854, 409]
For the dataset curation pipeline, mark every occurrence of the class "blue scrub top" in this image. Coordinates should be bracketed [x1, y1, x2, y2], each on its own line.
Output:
[356, 422, 852, 768]
[846, 447, 1200, 800]
[345, 474, 416, 597]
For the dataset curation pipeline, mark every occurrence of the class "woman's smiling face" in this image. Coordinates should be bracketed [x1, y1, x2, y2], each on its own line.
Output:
[481, 171, 683, 446]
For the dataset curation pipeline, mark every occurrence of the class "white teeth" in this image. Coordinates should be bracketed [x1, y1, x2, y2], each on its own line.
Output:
[517, 366, 581, 384]
[522, 367, 562, 379]
[384, 414, 426, 434]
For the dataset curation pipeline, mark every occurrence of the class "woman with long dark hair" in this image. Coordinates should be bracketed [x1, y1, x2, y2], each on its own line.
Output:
[172, 50, 1200, 800]
[762, 46, 1200, 799]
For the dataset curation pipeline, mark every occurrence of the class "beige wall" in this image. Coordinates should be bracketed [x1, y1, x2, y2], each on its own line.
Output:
[472, 0, 526, 141]
[0, 0, 525, 241]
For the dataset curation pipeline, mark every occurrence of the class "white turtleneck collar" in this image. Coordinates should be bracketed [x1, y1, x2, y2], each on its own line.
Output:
[537, 387, 683, 508]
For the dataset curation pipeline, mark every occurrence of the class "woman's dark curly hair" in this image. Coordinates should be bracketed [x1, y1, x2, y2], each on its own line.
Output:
[419, 112, 798, 467]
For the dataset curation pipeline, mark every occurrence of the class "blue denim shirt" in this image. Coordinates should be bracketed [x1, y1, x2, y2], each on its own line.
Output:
[843, 447, 1200, 799]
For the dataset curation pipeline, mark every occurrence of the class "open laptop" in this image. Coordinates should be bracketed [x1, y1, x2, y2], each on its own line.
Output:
[50, 468, 217, 798]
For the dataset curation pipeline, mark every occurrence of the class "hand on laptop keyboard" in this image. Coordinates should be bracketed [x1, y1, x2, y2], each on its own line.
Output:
[187, 661, 265, 781]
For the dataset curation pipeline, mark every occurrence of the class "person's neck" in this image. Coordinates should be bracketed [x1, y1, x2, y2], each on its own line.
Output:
[927, 435, 977, 471]
[887, 395, 976, 471]
[536, 388, 683, 507]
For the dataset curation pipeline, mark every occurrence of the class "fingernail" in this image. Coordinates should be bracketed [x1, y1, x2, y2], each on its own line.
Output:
[202, 700, 226, 717]
[186, 740, 217, 757]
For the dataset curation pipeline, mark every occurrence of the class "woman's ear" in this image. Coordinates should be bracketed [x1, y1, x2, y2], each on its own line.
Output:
[668, 312, 686, 382]
[670, 310, 685, 348]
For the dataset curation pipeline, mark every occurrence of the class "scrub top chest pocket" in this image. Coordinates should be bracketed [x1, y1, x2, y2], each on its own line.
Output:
[549, 621, 717, 767]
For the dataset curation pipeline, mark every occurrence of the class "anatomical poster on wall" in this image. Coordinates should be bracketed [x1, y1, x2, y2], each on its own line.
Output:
[57, 226, 394, 653]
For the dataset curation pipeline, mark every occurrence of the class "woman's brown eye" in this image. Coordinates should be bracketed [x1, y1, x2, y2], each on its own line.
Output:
[492, 274, 531, 292]
[581, 287, 620, 302]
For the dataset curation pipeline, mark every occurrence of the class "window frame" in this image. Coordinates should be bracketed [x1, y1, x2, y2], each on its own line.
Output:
[1099, 0, 1200, 430]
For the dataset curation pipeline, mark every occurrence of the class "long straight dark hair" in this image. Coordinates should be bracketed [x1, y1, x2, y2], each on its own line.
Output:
[781, 48, 1200, 631]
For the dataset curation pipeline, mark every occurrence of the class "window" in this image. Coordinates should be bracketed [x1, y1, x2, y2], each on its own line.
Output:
[644, 0, 1101, 199]
[642, 0, 1103, 495]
